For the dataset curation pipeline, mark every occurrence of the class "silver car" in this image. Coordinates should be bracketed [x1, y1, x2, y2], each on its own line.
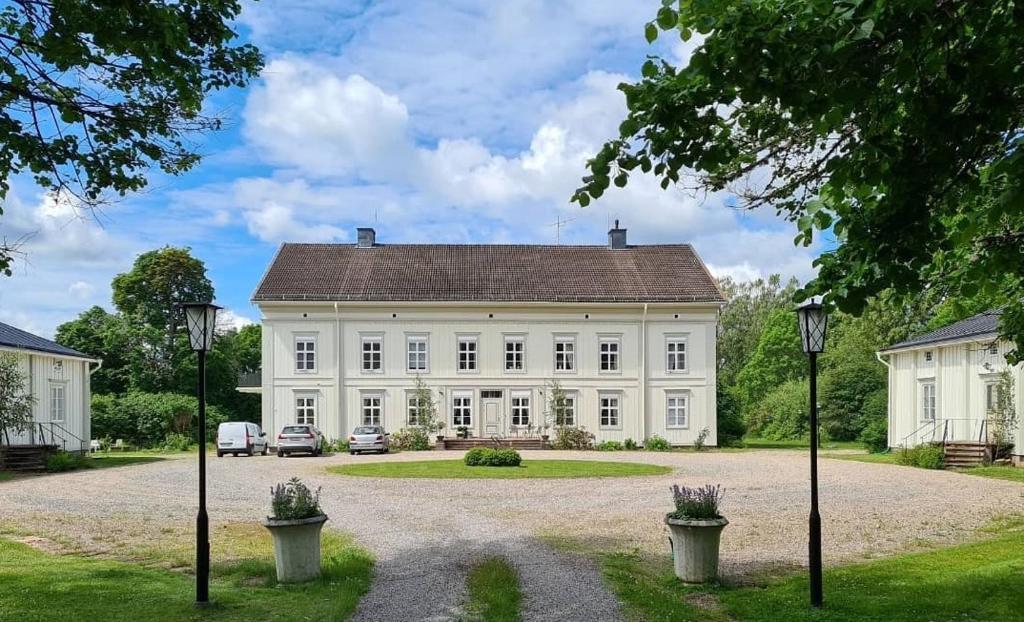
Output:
[348, 426, 390, 455]
[276, 424, 325, 457]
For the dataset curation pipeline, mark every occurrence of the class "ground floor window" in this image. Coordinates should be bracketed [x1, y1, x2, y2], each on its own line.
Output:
[49, 384, 66, 422]
[921, 382, 936, 420]
[362, 394, 382, 425]
[407, 394, 427, 426]
[599, 393, 620, 428]
[666, 392, 688, 428]
[552, 391, 576, 426]
[511, 392, 530, 426]
[296, 395, 316, 425]
[452, 393, 473, 426]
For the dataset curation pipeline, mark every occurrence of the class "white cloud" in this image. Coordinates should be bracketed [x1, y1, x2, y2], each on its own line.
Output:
[217, 309, 255, 332]
[68, 281, 96, 300]
[243, 203, 347, 243]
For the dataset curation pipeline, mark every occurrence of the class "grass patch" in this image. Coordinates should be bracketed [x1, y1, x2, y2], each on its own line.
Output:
[823, 452, 899, 465]
[462, 557, 522, 622]
[328, 459, 672, 479]
[0, 523, 373, 621]
[547, 520, 1024, 622]
[86, 453, 168, 469]
[741, 437, 862, 451]
[826, 453, 1024, 483]
[0, 471, 12, 482]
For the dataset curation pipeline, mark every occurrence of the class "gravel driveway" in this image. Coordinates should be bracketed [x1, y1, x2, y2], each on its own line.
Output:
[3, 449, 1023, 621]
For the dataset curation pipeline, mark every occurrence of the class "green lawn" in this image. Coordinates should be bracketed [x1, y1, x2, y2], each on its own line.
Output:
[0, 525, 373, 621]
[740, 437, 863, 451]
[86, 453, 169, 469]
[0, 471, 12, 482]
[328, 459, 672, 479]
[825, 452, 1024, 483]
[463, 557, 522, 622]
[549, 520, 1024, 622]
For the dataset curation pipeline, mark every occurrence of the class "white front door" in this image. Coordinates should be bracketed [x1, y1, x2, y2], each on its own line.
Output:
[482, 396, 502, 436]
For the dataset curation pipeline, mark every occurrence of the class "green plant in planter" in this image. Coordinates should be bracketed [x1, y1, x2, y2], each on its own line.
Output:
[668, 484, 724, 520]
[456, 426, 470, 439]
[270, 477, 324, 520]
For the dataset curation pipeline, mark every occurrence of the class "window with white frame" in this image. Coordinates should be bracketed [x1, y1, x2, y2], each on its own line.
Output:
[52, 360, 63, 374]
[295, 336, 316, 372]
[406, 335, 429, 372]
[361, 336, 382, 372]
[406, 393, 427, 426]
[553, 391, 576, 426]
[988, 343, 1000, 356]
[296, 394, 316, 425]
[985, 382, 1002, 413]
[511, 392, 531, 426]
[50, 384, 65, 422]
[505, 336, 525, 372]
[361, 394, 382, 425]
[924, 351, 934, 363]
[599, 393, 620, 428]
[457, 336, 478, 372]
[599, 337, 620, 372]
[666, 338, 687, 373]
[921, 382, 936, 420]
[452, 392, 473, 427]
[554, 336, 575, 372]
[666, 392, 689, 428]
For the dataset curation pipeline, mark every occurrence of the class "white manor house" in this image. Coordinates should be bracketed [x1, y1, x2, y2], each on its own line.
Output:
[248, 225, 724, 447]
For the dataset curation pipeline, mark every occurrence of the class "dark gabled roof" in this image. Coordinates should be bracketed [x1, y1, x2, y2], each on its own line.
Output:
[0, 322, 92, 359]
[252, 243, 725, 304]
[883, 310, 1000, 351]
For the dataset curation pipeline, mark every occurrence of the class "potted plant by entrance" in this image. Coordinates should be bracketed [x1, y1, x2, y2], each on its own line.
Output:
[263, 477, 328, 583]
[665, 484, 727, 583]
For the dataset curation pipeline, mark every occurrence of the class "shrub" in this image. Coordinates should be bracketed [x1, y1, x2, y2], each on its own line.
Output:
[46, 451, 89, 472]
[390, 427, 431, 451]
[668, 484, 724, 520]
[90, 393, 133, 443]
[330, 438, 350, 452]
[897, 444, 945, 469]
[644, 435, 672, 451]
[552, 426, 594, 450]
[716, 384, 746, 447]
[463, 447, 522, 467]
[161, 433, 194, 452]
[597, 440, 624, 451]
[623, 438, 638, 450]
[745, 379, 809, 440]
[693, 427, 710, 451]
[859, 399, 889, 454]
[269, 477, 323, 520]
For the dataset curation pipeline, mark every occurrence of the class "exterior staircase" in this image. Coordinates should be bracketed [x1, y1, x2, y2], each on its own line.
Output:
[441, 437, 548, 451]
[942, 442, 992, 469]
[0, 445, 55, 471]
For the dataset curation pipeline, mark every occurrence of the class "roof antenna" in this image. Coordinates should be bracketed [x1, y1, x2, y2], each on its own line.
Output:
[547, 215, 577, 245]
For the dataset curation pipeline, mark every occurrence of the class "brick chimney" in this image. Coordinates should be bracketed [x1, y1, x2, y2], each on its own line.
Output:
[608, 220, 627, 249]
[356, 227, 376, 248]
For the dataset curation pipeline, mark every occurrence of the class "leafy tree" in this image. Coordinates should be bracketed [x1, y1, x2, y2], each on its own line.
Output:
[573, 0, 1024, 360]
[54, 306, 137, 393]
[0, 353, 34, 444]
[0, 0, 263, 275]
[409, 375, 443, 435]
[734, 309, 805, 410]
[859, 389, 889, 453]
[547, 380, 572, 427]
[746, 379, 809, 441]
[717, 275, 800, 387]
[231, 324, 262, 373]
[715, 384, 744, 447]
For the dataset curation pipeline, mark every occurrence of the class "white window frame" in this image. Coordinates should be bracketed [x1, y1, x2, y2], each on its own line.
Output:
[457, 335, 479, 373]
[985, 381, 1002, 413]
[360, 335, 383, 374]
[452, 391, 473, 427]
[406, 334, 429, 373]
[924, 350, 934, 363]
[920, 381, 936, 421]
[552, 390, 577, 427]
[504, 334, 526, 373]
[295, 393, 317, 425]
[988, 343, 1000, 356]
[510, 390, 531, 427]
[553, 335, 576, 373]
[49, 383, 66, 422]
[598, 335, 621, 373]
[599, 392, 621, 429]
[666, 392, 689, 429]
[361, 393, 383, 426]
[52, 360, 63, 374]
[666, 335, 688, 374]
[294, 335, 317, 373]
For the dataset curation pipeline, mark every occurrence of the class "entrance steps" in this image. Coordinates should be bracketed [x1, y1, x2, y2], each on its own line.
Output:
[440, 437, 548, 451]
[943, 442, 992, 468]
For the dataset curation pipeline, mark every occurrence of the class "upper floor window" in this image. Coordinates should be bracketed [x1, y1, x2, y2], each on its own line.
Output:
[599, 393, 620, 428]
[296, 394, 316, 425]
[666, 392, 688, 428]
[552, 391, 576, 426]
[50, 384, 65, 422]
[921, 382, 936, 420]
[407, 335, 429, 372]
[458, 336, 478, 372]
[505, 336, 525, 372]
[511, 392, 530, 426]
[988, 343, 1000, 356]
[361, 336, 382, 372]
[554, 336, 575, 372]
[666, 338, 687, 373]
[52, 360, 63, 374]
[599, 337, 620, 372]
[924, 351, 933, 363]
[361, 394, 382, 425]
[295, 336, 316, 372]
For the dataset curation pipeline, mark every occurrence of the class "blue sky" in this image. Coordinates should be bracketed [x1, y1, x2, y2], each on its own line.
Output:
[0, 0, 821, 337]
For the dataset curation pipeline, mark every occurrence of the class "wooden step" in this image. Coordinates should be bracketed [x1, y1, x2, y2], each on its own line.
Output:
[441, 438, 548, 450]
[0, 445, 53, 471]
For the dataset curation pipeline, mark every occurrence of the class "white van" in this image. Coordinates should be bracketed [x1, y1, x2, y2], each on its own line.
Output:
[216, 422, 268, 457]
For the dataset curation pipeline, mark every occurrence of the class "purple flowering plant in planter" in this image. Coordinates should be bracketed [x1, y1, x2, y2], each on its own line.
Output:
[665, 484, 727, 582]
[669, 484, 724, 520]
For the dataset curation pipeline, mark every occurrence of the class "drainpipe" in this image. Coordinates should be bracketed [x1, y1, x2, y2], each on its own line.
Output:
[335, 302, 343, 441]
[875, 352, 892, 448]
[640, 303, 648, 442]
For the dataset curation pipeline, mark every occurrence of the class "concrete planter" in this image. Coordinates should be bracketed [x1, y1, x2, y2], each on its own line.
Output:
[665, 515, 728, 583]
[263, 514, 328, 583]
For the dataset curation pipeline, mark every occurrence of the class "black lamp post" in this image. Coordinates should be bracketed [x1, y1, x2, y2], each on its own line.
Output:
[796, 299, 828, 608]
[182, 302, 221, 605]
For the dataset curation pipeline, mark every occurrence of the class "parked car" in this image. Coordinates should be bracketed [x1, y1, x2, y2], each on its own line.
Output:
[349, 426, 390, 454]
[276, 424, 326, 457]
[217, 422, 269, 457]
